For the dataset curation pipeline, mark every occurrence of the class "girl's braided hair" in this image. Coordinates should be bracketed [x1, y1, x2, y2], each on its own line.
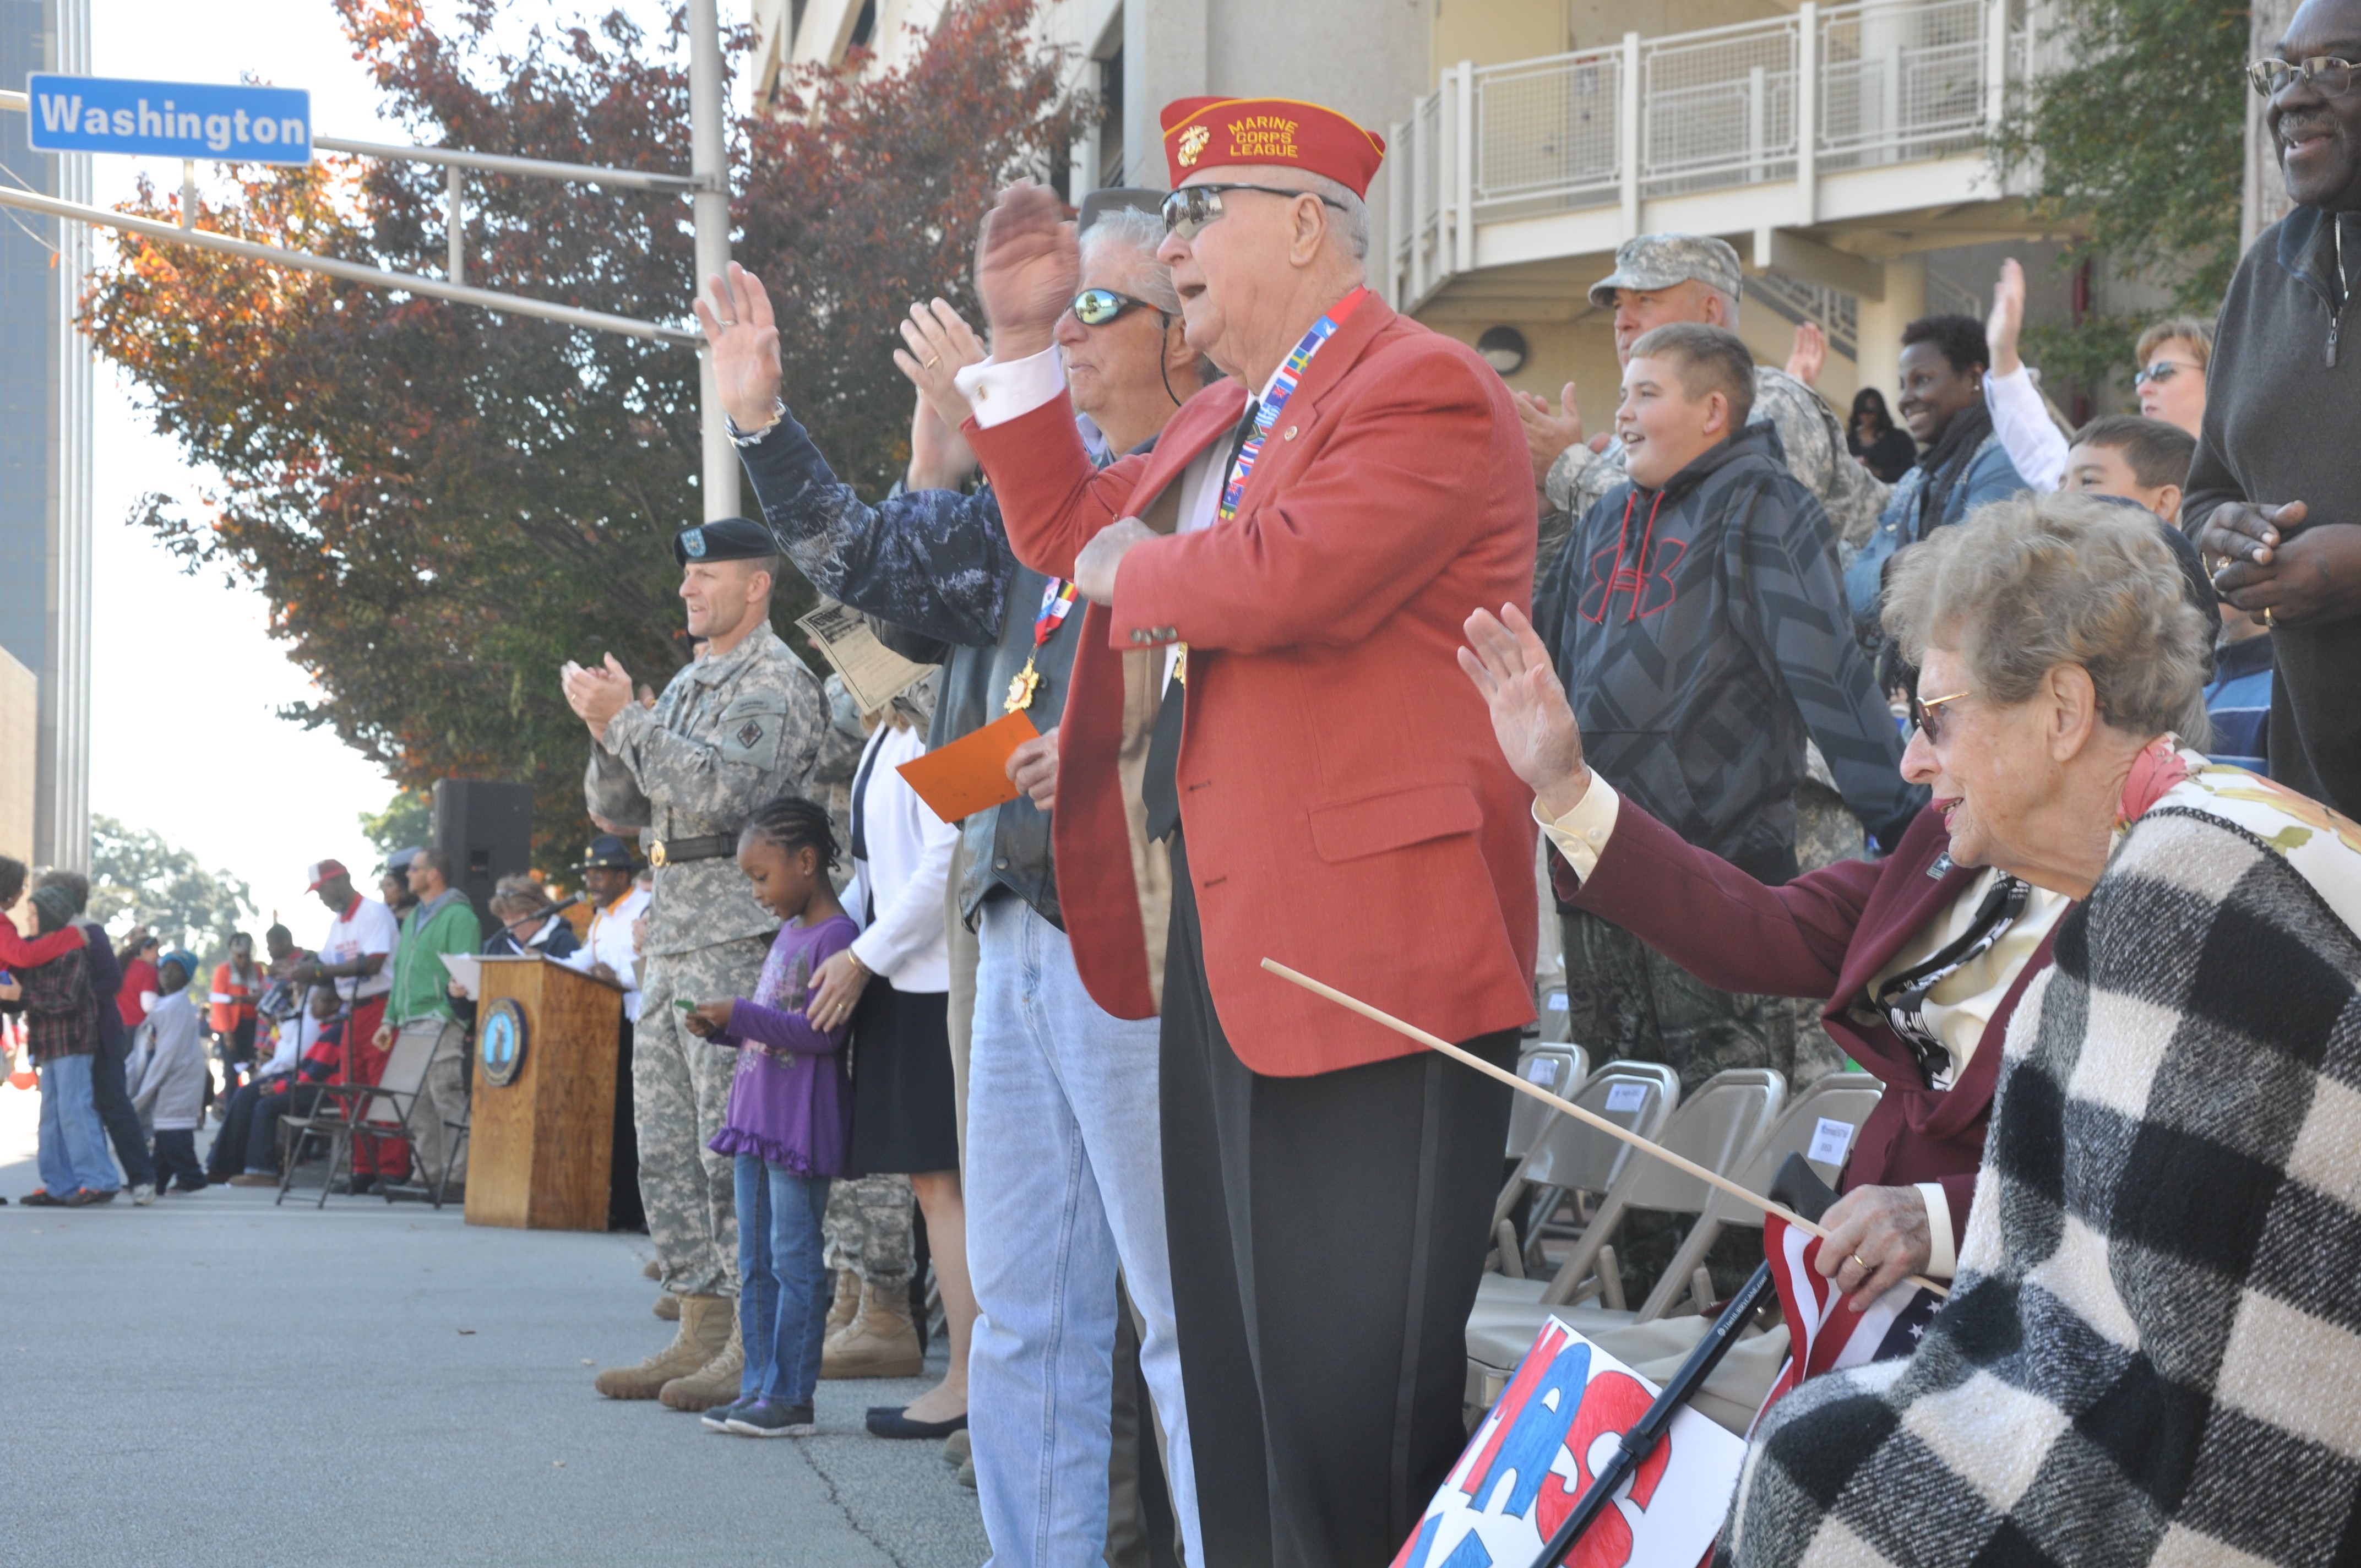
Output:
[740, 793, 840, 873]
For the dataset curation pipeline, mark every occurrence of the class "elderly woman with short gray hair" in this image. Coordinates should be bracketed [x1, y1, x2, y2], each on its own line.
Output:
[1464, 492, 2361, 1560]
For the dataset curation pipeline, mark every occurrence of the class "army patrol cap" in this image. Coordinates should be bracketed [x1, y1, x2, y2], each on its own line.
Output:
[672, 516, 775, 567]
[1588, 234, 1744, 308]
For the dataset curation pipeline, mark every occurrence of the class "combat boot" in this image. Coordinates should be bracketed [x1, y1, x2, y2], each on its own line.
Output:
[821, 1268, 858, 1345]
[594, 1293, 731, 1400]
[653, 1292, 680, 1321]
[822, 1280, 923, 1379]
[659, 1316, 746, 1411]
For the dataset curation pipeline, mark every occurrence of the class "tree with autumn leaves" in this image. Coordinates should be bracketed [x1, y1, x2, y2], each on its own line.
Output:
[85, 0, 1088, 869]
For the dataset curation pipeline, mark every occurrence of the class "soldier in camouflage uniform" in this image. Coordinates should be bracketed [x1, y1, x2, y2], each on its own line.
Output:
[817, 1172, 921, 1375]
[568, 515, 848, 1411]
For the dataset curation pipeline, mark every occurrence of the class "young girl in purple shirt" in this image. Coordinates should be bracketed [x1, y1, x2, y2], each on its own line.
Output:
[689, 796, 859, 1437]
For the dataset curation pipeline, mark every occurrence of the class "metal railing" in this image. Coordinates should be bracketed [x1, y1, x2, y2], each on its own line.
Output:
[1390, 0, 2026, 306]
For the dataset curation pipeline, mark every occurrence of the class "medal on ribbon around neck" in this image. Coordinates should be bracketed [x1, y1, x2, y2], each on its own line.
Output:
[1005, 578, 1080, 713]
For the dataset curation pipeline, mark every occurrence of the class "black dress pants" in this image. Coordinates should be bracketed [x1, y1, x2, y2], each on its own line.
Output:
[89, 1043, 156, 1188]
[1162, 834, 1515, 1568]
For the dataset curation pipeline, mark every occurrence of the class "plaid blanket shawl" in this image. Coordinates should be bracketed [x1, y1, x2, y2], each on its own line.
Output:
[1723, 801, 2361, 1565]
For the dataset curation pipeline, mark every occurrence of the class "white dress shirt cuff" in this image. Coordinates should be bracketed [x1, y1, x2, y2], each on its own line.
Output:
[953, 346, 1065, 429]
[1983, 365, 2068, 493]
[1916, 1181, 1959, 1279]
[1533, 775, 1621, 883]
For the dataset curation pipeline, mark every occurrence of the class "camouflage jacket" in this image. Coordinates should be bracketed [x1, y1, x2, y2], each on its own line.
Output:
[1539, 365, 1887, 590]
[585, 622, 846, 958]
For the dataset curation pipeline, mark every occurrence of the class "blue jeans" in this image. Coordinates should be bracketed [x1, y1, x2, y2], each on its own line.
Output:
[733, 1154, 830, 1406]
[964, 896, 1202, 1568]
[36, 1054, 119, 1195]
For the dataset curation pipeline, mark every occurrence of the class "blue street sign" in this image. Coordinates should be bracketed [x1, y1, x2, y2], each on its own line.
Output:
[24, 74, 312, 164]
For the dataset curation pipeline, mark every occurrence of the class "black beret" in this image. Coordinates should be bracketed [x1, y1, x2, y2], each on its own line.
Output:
[672, 516, 776, 566]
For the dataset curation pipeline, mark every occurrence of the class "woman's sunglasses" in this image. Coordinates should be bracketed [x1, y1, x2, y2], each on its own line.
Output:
[1911, 689, 1972, 745]
[1070, 288, 1165, 328]
[2133, 358, 2201, 389]
[1159, 183, 1349, 241]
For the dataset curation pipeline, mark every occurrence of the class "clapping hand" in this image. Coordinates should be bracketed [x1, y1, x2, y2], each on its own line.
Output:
[562, 655, 637, 742]
[1457, 605, 1592, 820]
[694, 262, 785, 433]
[973, 181, 1079, 362]
[1786, 320, 1828, 388]
[1512, 384, 1585, 489]
[893, 298, 987, 467]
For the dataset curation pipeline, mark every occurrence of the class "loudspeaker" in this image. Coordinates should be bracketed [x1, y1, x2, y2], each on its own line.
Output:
[432, 778, 533, 938]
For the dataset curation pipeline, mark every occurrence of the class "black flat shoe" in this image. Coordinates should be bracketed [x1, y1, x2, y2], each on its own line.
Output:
[864, 1407, 967, 1440]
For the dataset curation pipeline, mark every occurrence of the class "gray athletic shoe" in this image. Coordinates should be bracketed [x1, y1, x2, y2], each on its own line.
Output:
[724, 1399, 816, 1438]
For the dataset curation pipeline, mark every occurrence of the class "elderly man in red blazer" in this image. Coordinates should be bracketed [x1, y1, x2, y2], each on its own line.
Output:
[956, 98, 1538, 1567]
[1460, 603, 2070, 1314]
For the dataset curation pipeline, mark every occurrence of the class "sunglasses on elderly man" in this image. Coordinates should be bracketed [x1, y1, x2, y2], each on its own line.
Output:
[1160, 183, 1350, 241]
[2248, 56, 2361, 96]
[1070, 288, 1166, 328]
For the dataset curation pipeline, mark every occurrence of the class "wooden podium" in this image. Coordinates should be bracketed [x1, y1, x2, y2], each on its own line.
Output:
[464, 955, 627, 1231]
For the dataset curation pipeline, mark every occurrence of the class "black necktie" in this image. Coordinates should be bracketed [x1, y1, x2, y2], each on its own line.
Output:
[849, 730, 883, 863]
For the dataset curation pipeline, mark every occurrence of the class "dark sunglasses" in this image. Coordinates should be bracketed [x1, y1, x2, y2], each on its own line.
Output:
[2133, 358, 2201, 389]
[1070, 288, 1165, 328]
[1160, 183, 1349, 241]
[2248, 56, 2360, 97]
[1910, 689, 1972, 745]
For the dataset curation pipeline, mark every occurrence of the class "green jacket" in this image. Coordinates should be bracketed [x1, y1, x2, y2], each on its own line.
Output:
[389, 890, 482, 1025]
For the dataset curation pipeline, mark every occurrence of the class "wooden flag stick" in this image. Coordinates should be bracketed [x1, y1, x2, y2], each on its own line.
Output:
[1260, 958, 1947, 1299]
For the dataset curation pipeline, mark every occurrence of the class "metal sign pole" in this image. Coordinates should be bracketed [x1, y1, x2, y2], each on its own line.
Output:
[688, 0, 737, 521]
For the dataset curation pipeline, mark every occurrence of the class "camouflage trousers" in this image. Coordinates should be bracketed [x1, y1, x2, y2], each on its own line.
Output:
[823, 1172, 915, 1294]
[635, 935, 771, 1299]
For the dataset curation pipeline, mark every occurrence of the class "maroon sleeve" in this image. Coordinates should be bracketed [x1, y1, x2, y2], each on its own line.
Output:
[1560, 796, 1881, 1000]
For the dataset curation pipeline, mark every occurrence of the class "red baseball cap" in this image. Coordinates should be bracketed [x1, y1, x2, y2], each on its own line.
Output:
[1160, 96, 1386, 198]
[304, 859, 349, 892]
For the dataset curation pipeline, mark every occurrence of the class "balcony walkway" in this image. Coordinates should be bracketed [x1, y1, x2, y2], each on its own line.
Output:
[1388, 0, 2057, 326]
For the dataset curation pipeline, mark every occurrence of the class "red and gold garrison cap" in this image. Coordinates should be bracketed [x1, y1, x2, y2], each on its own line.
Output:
[1159, 96, 1386, 198]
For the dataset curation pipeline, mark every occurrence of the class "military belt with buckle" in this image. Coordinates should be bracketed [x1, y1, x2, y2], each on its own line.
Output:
[647, 834, 736, 869]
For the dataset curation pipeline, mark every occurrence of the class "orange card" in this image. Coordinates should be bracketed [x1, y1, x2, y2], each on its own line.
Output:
[896, 707, 1041, 824]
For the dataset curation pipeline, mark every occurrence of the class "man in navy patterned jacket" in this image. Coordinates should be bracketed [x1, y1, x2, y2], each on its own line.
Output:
[697, 202, 1211, 1566]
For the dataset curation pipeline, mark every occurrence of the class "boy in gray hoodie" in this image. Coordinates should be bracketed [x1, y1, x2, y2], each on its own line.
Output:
[129, 951, 209, 1192]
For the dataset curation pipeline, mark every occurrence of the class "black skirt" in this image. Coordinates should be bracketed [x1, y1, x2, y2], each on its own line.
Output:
[846, 979, 958, 1176]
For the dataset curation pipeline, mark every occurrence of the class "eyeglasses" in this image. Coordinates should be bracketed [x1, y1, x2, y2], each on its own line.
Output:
[1160, 183, 1348, 241]
[2133, 358, 2202, 389]
[2247, 56, 2360, 97]
[1910, 689, 1973, 745]
[1070, 288, 1165, 328]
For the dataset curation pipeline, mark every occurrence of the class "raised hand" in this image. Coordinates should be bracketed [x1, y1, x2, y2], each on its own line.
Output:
[1786, 320, 1828, 388]
[974, 181, 1079, 362]
[692, 261, 784, 432]
[1456, 605, 1590, 819]
[893, 298, 984, 489]
[1514, 383, 1585, 489]
[1985, 258, 2026, 378]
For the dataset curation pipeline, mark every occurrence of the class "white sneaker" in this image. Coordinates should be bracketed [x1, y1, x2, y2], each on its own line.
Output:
[130, 1183, 156, 1207]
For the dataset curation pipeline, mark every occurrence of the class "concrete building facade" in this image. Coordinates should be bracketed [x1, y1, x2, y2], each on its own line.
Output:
[0, 0, 92, 873]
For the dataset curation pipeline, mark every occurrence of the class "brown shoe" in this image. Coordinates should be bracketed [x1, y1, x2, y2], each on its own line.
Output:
[822, 1280, 923, 1380]
[594, 1293, 731, 1400]
[652, 1292, 680, 1321]
[229, 1174, 279, 1188]
[658, 1317, 746, 1411]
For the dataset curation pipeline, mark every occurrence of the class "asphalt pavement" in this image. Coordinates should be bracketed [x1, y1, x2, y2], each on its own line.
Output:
[0, 1085, 989, 1568]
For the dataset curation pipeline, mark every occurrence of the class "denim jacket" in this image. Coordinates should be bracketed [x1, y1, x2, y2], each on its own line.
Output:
[737, 409, 1087, 929]
[1843, 432, 2028, 633]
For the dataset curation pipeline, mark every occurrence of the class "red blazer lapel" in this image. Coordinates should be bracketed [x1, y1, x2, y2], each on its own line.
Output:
[1222, 292, 1396, 519]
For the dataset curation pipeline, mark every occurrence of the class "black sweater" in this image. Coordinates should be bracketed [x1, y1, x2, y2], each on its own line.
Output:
[2186, 205, 2361, 814]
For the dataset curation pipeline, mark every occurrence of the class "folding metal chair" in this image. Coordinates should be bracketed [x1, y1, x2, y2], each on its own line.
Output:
[1480, 1059, 1680, 1288]
[1503, 1043, 1587, 1163]
[1630, 1070, 1883, 1320]
[290, 1026, 438, 1208]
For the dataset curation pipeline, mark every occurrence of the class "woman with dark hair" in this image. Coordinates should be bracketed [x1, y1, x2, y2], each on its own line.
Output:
[1846, 387, 1916, 483]
[1843, 313, 2031, 652]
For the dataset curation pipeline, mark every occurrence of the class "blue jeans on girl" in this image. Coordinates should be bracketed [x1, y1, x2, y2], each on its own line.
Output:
[733, 1154, 831, 1406]
[36, 1053, 119, 1196]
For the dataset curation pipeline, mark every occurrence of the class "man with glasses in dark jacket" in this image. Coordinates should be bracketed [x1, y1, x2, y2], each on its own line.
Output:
[695, 196, 1209, 1567]
[2195, 0, 2361, 817]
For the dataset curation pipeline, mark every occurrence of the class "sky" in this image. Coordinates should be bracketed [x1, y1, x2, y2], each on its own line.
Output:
[83, 1, 677, 933]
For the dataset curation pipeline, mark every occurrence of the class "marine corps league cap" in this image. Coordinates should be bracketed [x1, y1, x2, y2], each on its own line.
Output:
[1588, 233, 1745, 308]
[1160, 96, 1386, 198]
[672, 515, 776, 567]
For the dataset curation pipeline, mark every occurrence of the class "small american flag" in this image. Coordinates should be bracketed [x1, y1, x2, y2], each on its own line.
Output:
[1752, 1212, 1945, 1435]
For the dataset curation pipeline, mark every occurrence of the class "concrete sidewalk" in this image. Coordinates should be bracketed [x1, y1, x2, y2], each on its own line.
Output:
[0, 1086, 988, 1568]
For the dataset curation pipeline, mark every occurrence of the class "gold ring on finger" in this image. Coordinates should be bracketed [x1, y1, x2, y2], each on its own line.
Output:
[2266, 607, 2276, 626]
[926, 356, 941, 370]
[1852, 1253, 1870, 1272]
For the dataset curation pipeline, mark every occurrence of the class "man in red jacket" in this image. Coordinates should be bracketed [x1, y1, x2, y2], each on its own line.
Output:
[960, 99, 1537, 1566]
